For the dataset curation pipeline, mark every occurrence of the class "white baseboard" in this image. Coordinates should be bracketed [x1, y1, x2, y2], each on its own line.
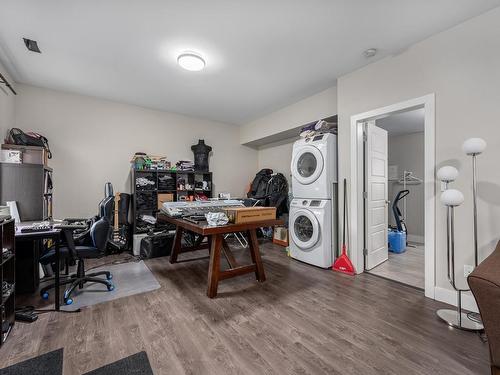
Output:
[433, 287, 478, 313]
[407, 234, 424, 244]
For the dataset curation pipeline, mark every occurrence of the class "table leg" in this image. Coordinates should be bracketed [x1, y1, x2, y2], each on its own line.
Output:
[55, 238, 60, 311]
[222, 239, 238, 268]
[248, 229, 266, 282]
[170, 226, 184, 264]
[207, 234, 222, 298]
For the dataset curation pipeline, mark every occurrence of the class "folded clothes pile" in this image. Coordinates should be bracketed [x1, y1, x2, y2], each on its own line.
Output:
[176, 160, 194, 171]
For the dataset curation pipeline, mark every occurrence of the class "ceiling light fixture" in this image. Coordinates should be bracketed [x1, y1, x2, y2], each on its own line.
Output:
[177, 52, 206, 71]
[363, 48, 377, 58]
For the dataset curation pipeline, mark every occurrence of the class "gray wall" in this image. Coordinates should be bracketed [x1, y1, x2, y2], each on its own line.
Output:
[0, 61, 15, 141]
[14, 84, 258, 219]
[337, 6, 500, 292]
[386, 132, 424, 241]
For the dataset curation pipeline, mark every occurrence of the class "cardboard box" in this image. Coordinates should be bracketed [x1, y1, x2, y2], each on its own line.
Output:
[158, 193, 175, 209]
[224, 207, 276, 224]
[1, 144, 48, 165]
[273, 226, 288, 247]
[0, 149, 22, 163]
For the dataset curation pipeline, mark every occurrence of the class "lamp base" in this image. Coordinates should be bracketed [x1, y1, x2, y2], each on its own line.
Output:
[437, 309, 484, 331]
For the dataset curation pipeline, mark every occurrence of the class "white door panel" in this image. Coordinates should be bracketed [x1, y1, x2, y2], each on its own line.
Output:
[365, 122, 389, 270]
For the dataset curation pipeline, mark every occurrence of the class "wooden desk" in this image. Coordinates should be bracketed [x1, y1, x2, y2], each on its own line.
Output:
[157, 214, 284, 298]
[15, 225, 62, 310]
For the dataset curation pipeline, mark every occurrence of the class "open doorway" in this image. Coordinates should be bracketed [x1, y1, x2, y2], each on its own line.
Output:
[364, 108, 425, 289]
[349, 94, 435, 299]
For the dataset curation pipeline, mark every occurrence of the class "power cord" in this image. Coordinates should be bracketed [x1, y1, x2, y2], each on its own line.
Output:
[84, 254, 142, 273]
[15, 305, 81, 323]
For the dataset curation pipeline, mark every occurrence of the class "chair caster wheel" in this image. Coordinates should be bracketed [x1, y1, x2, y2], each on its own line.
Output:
[65, 298, 73, 305]
[106, 274, 113, 280]
[41, 292, 49, 300]
[107, 284, 114, 291]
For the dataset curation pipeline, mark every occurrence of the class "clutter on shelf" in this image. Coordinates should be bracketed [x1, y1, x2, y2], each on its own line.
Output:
[176, 160, 194, 171]
[299, 116, 337, 138]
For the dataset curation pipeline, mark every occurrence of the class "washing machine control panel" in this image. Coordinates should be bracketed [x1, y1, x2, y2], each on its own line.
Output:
[309, 200, 321, 207]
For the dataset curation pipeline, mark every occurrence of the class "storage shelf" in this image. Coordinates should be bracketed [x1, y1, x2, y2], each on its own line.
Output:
[0, 253, 14, 267]
[131, 167, 213, 234]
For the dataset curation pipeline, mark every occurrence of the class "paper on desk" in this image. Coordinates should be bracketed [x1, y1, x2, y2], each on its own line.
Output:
[6, 201, 20, 223]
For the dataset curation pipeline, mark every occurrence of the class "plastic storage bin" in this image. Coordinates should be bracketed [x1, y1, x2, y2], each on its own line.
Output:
[388, 230, 406, 253]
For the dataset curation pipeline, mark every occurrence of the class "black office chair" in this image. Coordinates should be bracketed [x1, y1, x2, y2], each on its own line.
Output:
[40, 217, 114, 305]
[65, 182, 114, 245]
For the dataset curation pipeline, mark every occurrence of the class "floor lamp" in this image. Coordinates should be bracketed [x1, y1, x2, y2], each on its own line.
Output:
[462, 138, 487, 268]
[462, 137, 487, 325]
[436, 188, 483, 331]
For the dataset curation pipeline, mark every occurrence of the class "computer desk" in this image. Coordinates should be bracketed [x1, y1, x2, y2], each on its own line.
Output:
[15, 222, 87, 311]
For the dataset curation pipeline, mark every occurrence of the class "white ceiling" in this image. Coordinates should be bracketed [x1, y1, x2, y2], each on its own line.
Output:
[377, 108, 425, 136]
[0, 1, 499, 125]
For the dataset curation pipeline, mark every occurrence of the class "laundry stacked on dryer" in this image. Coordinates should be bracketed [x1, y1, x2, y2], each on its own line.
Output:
[289, 133, 338, 268]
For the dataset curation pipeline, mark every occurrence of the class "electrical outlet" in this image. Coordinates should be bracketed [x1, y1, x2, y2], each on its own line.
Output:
[464, 265, 474, 278]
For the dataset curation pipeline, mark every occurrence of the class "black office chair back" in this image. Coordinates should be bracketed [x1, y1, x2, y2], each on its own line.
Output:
[90, 218, 111, 252]
[99, 196, 114, 222]
[98, 182, 114, 220]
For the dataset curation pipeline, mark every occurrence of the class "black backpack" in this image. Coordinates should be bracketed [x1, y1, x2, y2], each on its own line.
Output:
[247, 169, 273, 199]
[7, 128, 52, 159]
[267, 173, 289, 216]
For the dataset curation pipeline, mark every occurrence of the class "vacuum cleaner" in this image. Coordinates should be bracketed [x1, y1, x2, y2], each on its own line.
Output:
[388, 189, 409, 253]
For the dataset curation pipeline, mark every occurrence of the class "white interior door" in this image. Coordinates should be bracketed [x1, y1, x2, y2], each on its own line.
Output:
[365, 121, 388, 270]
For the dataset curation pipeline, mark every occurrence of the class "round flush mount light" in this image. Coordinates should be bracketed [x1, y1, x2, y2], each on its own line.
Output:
[177, 52, 206, 71]
[363, 48, 377, 58]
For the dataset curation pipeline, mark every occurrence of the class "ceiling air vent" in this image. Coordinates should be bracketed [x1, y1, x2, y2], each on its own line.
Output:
[23, 38, 41, 53]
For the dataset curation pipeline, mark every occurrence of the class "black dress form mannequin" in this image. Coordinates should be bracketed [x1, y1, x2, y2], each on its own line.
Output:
[191, 139, 212, 172]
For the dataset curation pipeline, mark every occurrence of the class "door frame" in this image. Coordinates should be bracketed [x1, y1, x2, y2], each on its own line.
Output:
[349, 94, 435, 299]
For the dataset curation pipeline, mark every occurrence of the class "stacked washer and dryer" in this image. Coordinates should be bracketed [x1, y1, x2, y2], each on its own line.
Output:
[289, 133, 338, 268]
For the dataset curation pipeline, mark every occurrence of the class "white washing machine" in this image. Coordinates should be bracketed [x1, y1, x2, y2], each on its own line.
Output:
[291, 133, 337, 199]
[289, 198, 335, 268]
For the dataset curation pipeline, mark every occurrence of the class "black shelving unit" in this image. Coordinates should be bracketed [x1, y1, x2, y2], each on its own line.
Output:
[131, 169, 213, 234]
[0, 218, 15, 346]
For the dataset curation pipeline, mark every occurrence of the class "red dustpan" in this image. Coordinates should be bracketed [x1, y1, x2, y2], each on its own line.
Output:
[333, 244, 355, 276]
[332, 178, 356, 276]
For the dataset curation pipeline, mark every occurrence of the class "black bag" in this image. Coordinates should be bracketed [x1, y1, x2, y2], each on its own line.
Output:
[247, 169, 273, 199]
[7, 128, 52, 159]
[140, 231, 174, 259]
[267, 173, 289, 216]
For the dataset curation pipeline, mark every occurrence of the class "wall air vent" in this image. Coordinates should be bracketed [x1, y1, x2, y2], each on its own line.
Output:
[23, 38, 41, 53]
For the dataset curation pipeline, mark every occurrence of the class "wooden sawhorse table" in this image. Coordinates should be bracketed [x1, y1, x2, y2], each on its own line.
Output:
[157, 214, 283, 298]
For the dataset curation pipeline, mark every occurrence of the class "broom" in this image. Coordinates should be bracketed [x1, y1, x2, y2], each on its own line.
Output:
[332, 178, 356, 275]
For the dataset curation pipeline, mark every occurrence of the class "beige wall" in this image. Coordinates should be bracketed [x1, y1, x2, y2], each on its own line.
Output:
[241, 86, 337, 145]
[386, 132, 425, 240]
[14, 84, 257, 219]
[257, 139, 294, 182]
[0, 61, 15, 141]
[337, 6, 500, 292]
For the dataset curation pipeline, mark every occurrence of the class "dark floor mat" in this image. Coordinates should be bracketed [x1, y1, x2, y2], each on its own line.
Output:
[84, 351, 154, 375]
[0, 348, 63, 375]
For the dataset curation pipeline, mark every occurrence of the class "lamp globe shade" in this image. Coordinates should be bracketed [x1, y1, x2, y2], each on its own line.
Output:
[462, 138, 486, 155]
[440, 189, 464, 207]
[437, 166, 459, 183]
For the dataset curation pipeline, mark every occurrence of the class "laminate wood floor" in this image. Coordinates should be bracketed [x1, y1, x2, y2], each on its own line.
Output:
[0, 241, 489, 375]
[367, 242, 425, 289]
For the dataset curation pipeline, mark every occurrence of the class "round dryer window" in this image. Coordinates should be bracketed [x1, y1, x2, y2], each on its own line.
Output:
[291, 145, 324, 185]
[290, 210, 320, 250]
[297, 152, 317, 178]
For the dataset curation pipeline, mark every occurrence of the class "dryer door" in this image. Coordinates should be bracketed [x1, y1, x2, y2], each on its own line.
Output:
[290, 209, 320, 250]
[291, 145, 324, 185]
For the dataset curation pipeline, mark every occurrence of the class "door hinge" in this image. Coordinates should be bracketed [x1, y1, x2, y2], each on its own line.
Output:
[363, 130, 367, 142]
[363, 191, 368, 199]
[363, 248, 368, 256]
